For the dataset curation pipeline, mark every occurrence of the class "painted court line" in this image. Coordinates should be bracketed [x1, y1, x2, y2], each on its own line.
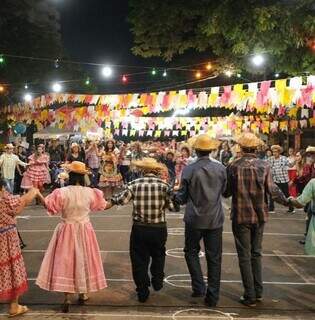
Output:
[22, 249, 315, 258]
[18, 214, 305, 221]
[26, 277, 315, 286]
[18, 229, 303, 237]
[273, 250, 315, 283]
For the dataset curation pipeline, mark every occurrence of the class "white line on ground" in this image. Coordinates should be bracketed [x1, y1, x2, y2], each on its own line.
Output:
[26, 277, 315, 286]
[18, 229, 303, 237]
[17, 214, 305, 221]
[0, 312, 293, 320]
[22, 249, 315, 258]
[273, 250, 315, 283]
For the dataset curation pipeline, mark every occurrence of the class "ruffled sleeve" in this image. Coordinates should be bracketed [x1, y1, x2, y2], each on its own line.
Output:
[45, 189, 64, 215]
[90, 188, 107, 212]
[4, 193, 22, 216]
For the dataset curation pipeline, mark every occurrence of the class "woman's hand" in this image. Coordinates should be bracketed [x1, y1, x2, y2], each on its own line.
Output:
[105, 201, 113, 210]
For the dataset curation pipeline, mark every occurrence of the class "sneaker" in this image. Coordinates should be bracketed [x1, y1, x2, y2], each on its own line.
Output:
[287, 209, 296, 214]
[137, 289, 150, 303]
[204, 296, 217, 307]
[269, 210, 275, 214]
[240, 296, 256, 307]
[256, 296, 263, 302]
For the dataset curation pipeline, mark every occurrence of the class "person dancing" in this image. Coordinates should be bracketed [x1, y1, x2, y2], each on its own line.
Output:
[21, 144, 49, 197]
[36, 161, 112, 313]
[0, 180, 41, 317]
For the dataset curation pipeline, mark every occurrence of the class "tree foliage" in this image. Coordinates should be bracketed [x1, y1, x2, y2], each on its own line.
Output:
[0, 0, 85, 100]
[129, 0, 315, 74]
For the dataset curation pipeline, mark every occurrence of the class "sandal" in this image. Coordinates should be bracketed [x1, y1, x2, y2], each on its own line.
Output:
[9, 305, 29, 317]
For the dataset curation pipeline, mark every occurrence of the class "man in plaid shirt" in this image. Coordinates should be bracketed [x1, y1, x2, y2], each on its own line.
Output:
[224, 133, 289, 307]
[268, 145, 294, 213]
[111, 158, 178, 303]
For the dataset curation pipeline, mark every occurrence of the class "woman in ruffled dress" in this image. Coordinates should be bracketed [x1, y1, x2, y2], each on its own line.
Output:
[0, 180, 40, 317]
[21, 144, 50, 195]
[98, 139, 123, 199]
[36, 161, 112, 313]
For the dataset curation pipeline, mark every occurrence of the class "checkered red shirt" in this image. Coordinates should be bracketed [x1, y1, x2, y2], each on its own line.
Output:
[225, 154, 288, 224]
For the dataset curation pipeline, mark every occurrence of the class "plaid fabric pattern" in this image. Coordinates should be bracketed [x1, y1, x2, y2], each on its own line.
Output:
[111, 175, 175, 224]
[268, 156, 289, 183]
[225, 154, 288, 224]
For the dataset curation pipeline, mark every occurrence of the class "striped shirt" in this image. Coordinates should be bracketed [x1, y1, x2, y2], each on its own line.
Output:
[111, 175, 176, 224]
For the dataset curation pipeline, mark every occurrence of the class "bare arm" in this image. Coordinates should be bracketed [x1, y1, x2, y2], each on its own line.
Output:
[16, 188, 39, 214]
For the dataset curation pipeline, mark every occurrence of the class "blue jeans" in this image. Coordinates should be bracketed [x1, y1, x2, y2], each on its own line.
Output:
[3, 178, 14, 193]
[184, 225, 223, 304]
[232, 222, 265, 300]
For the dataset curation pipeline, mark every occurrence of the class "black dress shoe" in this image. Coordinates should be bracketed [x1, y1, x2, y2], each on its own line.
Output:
[299, 240, 306, 245]
[204, 296, 217, 307]
[152, 282, 163, 292]
[137, 289, 150, 303]
[240, 296, 256, 307]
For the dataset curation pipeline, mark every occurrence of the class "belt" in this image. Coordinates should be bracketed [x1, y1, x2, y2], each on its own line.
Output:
[0, 224, 16, 234]
[133, 221, 167, 228]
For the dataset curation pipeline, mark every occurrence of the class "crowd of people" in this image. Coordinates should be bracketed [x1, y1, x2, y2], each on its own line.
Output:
[0, 133, 315, 316]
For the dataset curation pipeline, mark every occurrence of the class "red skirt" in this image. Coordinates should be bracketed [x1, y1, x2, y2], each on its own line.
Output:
[0, 225, 28, 301]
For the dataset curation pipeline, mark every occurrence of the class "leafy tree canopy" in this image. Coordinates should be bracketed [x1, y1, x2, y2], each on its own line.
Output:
[129, 0, 315, 74]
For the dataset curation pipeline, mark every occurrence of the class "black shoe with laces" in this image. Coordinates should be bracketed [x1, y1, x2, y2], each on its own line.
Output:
[204, 296, 217, 307]
[240, 296, 256, 307]
[137, 288, 150, 303]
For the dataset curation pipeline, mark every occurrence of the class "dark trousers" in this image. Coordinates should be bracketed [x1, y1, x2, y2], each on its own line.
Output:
[130, 224, 167, 292]
[90, 168, 99, 187]
[184, 225, 222, 304]
[119, 165, 130, 184]
[269, 182, 293, 211]
[232, 222, 264, 300]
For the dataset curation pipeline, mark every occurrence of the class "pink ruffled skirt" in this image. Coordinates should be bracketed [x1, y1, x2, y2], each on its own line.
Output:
[36, 222, 106, 293]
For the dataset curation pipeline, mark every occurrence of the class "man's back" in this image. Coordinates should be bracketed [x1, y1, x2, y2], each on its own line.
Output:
[226, 154, 277, 224]
[176, 156, 226, 229]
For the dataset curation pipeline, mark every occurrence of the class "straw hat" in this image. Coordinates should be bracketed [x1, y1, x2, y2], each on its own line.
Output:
[305, 146, 315, 154]
[5, 143, 14, 149]
[270, 145, 283, 153]
[193, 134, 221, 151]
[235, 133, 264, 148]
[231, 144, 242, 154]
[132, 158, 166, 172]
[187, 136, 197, 148]
[62, 161, 89, 175]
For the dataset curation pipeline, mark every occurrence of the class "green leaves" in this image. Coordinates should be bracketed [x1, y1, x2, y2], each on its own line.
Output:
[128, 0, 315, 73]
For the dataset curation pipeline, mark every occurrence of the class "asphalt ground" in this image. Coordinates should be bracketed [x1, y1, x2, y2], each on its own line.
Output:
[1, 199, 315, 320]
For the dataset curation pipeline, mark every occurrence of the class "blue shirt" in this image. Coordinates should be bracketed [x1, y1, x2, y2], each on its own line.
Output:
[175, 156, 227, 229]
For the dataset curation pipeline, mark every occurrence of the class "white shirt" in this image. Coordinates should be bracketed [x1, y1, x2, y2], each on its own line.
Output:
[0, 153, 27, 179]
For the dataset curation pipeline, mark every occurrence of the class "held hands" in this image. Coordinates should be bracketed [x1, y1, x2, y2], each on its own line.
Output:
[287, 196, 304, 209]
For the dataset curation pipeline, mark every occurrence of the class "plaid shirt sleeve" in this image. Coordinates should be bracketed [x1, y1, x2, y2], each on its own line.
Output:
[111, 186, 133, 205]
[265, 165, 289, 206]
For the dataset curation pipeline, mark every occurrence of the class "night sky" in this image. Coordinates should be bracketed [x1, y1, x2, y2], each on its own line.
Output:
[54, 0, 216, 93]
